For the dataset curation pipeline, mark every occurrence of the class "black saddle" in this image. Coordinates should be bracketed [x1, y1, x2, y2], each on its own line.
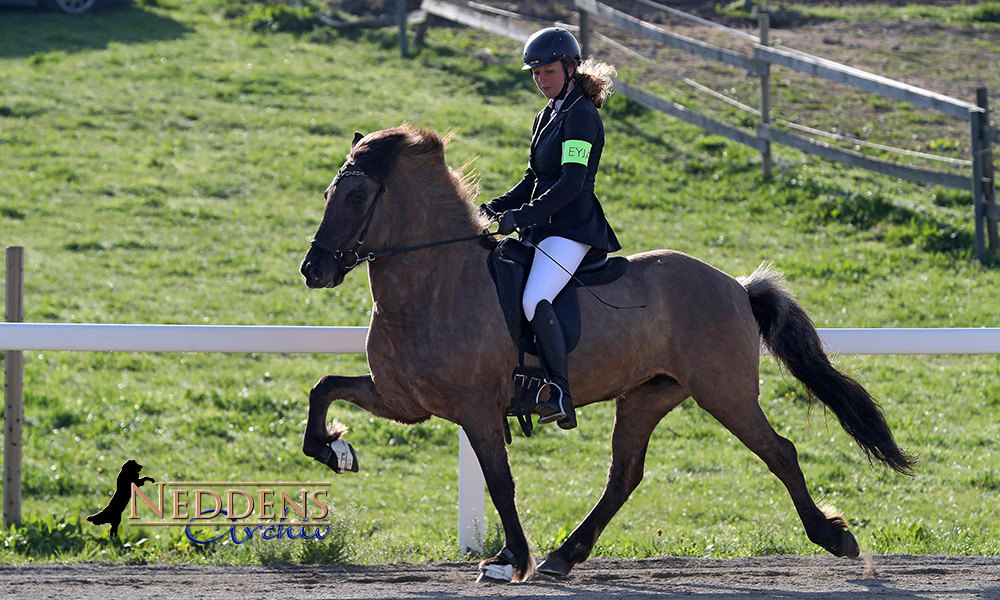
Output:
[487, 237, 628, 441]
[486, 237, 628, 356]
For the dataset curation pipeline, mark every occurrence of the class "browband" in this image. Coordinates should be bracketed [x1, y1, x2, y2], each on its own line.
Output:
[333, 166, 380, 185]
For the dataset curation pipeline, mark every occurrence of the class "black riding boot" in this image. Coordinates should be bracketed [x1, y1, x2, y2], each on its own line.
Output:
[530, 300, 577, 430]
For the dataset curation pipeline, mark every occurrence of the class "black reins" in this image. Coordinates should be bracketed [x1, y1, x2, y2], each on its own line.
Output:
[311, 232, 497, 270]
[311, 165, 643, 311]
[310, 167, 496, 271]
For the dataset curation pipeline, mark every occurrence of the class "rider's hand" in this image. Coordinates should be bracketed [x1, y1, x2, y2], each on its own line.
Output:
[497, 211, 517, 235]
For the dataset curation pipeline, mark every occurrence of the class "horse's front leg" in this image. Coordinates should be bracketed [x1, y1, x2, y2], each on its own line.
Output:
[461, 415, 535, 584]
[303, 374, 428, 473]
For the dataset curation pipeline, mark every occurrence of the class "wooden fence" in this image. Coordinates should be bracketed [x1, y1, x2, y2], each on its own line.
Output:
[408, 0, 998, 260]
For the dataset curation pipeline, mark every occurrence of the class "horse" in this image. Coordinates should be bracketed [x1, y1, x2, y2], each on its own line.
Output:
[298, 124, 916, 583]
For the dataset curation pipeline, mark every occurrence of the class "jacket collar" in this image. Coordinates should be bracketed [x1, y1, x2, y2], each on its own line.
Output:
[532, 85, 585, 148]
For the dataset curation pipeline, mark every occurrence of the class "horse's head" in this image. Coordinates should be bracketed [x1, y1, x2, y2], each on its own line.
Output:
[301, 129, 406, 289]
[301, 125, 483, 289]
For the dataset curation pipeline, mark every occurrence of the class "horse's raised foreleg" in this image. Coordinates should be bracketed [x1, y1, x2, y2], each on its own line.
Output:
[460, 416, 535, 584]
[302, 374, 431, 472]
[539, 377, 687, 577]
[696, 388, 861, 558]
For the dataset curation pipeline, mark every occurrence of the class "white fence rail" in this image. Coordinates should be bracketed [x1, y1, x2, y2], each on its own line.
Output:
[4, 320, 1000, 552]
[4, 323, 1000, 355]
[0, 323, 369, 354]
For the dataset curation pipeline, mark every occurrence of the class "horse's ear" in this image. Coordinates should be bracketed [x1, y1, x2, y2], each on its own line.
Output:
[352, 131, 364, 149]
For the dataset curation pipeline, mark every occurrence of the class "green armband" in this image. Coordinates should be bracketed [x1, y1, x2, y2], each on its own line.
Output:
[561, 139, 592, 165]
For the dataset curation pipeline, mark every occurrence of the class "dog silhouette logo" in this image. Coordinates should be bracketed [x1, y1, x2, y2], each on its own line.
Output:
[87, 459, 155, 539]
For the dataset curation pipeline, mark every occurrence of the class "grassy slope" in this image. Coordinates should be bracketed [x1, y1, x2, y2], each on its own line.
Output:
[0, 1, 998, 564]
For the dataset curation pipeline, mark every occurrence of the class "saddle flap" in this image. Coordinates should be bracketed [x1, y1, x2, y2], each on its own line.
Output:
[487, 237, 630, 356]
[487, 238, 581, 355]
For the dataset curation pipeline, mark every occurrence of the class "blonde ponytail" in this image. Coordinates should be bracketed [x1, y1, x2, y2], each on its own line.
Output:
[574, 59, 616, 109]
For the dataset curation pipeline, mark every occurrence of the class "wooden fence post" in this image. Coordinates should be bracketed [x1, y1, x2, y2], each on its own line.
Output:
[758, 13, 772, 179]
[397, 0, 409, 58]
[4, 246, 24, 528]
[579, 7, 590, 59]
[977, 88, 998, 254]
[972, 109, 986, 259]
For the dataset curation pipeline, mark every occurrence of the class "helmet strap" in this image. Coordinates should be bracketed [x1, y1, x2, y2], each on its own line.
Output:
[555, 61, 575, 100]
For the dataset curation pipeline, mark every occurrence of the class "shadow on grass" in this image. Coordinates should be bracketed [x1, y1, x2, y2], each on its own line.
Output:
[0, 4, 191, 58]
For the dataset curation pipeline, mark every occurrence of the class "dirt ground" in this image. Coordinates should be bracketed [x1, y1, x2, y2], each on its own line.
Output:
[4, 554, 1000, 599]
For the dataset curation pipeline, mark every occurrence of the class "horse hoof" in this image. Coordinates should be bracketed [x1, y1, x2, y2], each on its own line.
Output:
[823, 529, 860, 558]
[839, 531, 860, 558]
[476, 563, 513, 584]
[537, 554, 572, 577]
[313, 439, 359, 474]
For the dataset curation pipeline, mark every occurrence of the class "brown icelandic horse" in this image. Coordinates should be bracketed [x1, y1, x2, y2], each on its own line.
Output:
[299, 125, 916, 583]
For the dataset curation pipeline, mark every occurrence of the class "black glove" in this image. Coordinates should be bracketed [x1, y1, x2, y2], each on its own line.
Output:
[497, 211, 517, 235]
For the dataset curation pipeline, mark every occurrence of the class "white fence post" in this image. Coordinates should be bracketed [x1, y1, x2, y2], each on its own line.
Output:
[457, 427, 485, 553]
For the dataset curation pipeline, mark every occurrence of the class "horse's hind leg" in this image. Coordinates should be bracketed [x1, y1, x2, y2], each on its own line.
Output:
[538, 376, 687, 577]
[693, 380, 860, 558]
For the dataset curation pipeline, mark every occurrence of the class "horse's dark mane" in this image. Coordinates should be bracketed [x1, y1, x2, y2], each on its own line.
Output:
[351, 125, 489, 241]
[347, 128, 408, 184]
[350, 125, 478, 199]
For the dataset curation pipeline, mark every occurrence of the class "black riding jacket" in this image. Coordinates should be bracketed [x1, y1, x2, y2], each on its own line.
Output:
[486, 85, 621, 253]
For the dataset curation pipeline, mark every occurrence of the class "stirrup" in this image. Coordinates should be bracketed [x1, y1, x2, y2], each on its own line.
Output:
[535, 382, 568, 424]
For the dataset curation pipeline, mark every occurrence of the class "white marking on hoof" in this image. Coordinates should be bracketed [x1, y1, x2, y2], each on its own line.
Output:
[476, 563, 513, 584]
[329, 439, 358, 473]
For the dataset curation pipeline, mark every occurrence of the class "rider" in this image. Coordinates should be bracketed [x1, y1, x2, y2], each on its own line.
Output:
[481, 27, 621, 430]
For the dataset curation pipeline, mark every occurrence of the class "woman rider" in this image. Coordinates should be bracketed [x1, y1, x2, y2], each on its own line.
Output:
[481, 27, 621, 430]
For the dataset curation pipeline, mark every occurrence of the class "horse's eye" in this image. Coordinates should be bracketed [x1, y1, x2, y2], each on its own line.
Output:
[346, 191, 366, 206]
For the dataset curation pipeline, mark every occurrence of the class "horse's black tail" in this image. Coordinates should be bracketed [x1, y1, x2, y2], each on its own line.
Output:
[739, 264, 918, 475]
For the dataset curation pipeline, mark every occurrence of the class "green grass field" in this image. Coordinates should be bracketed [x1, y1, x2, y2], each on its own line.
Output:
[1, 0, 998, 565]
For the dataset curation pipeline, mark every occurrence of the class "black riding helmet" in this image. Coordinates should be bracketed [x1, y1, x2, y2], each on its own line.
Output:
[522, 28, 582, 101]
[522, 27, 581, 70]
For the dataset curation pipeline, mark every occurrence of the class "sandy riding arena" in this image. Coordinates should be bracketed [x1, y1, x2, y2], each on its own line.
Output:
[3, 555, 999, 599]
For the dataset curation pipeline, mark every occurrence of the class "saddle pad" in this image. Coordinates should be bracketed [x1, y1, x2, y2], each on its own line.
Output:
[486, 238, 628, 356]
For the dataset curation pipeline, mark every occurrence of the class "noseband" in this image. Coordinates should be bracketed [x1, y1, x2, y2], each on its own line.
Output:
[310, 167, 386, 271]
[310, 166, 496, 272]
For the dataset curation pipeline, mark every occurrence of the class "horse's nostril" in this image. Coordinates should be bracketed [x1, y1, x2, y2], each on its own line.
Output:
[301, 261, 320, 282]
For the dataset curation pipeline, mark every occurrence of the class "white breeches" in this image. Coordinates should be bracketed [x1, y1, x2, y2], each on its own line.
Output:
[522, 236, 590, 321]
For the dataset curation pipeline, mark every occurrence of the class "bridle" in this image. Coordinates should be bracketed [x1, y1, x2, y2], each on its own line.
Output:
[309, 166, 495, 272]
[309, 167, 386, 271]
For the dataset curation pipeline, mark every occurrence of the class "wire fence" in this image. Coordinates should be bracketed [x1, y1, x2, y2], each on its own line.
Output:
[410, 0, 998, 258]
